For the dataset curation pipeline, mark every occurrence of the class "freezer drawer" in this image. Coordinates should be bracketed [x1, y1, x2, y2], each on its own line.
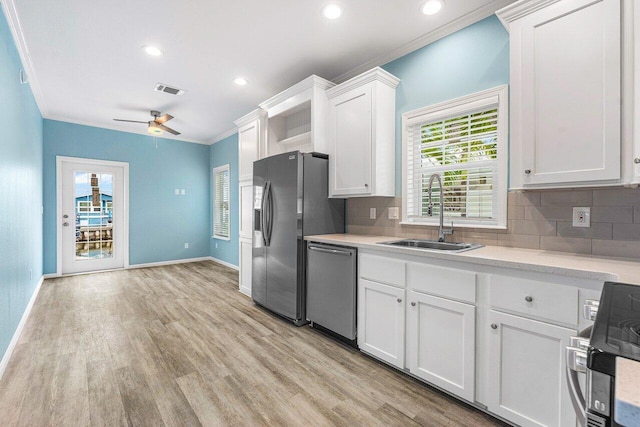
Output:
[306, 242, 357, 340]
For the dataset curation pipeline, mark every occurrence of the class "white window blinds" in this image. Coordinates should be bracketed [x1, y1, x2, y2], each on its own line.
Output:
[403, 86, 508, 228]
[213, 165, 230, 239]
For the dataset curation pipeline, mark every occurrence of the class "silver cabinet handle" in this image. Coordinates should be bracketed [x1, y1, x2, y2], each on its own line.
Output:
[397, 298, 402, 303]
[525, 296, 533, 302]
[491, 323, 498, 330]
[410, 302, 416, 307]
[63, 214, 69, 219]
[63, 222, 69, 227]
[524, 169, 531, 174]
[635, 158, 640, 164]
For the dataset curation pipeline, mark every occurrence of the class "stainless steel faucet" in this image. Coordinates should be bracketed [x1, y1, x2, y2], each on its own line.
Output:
[427, 173, 454, 242]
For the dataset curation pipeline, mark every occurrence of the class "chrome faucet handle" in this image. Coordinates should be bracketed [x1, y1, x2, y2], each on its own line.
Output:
[443, 221, 454, 235]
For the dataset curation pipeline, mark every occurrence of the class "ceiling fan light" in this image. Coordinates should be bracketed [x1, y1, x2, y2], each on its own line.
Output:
[421, 0, 444, 15]
[233, 77, 248, 86]
[148, 123, 163, 135]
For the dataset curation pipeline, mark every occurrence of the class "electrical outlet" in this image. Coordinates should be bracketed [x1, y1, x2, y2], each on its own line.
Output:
[215, 243, 218, 249]
[184, 243, 189, 249]
[369, 208, 376, 219]
[572, 207, 591, 228]
[388, 207, 399, 220]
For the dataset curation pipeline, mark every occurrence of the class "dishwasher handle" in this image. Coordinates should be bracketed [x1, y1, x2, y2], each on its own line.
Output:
[308, 245, 353, 256]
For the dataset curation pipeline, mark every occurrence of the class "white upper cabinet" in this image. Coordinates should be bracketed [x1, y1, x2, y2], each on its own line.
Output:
[259, 76, 335, 157]
[634, 2, 640, 184]
[327, 67, 399, 198]
[498, 0, 624, 189]
[235, 109, 266, 182]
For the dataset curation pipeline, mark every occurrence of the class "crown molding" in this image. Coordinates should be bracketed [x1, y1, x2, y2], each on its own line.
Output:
[209, 127, 238, 145]
[495, 0, 563, 30]
[233, 108, 266, 128]
[330, 0, 515, 84]
[327, 67, 400, 99]
[258, 75, 335, 112]
[1, 0, 49, 117]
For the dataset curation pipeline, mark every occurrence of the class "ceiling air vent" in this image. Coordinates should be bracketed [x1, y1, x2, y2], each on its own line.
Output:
[154, 83, 186, 96]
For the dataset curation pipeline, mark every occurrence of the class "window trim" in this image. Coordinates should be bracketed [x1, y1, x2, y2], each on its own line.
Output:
[213, 164, 231, 241]
[401, 85, 509, 229]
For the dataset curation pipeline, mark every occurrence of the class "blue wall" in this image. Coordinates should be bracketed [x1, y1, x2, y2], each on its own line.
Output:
[382, 15, 509, 195]
[209, 133, 239, 267]
[43, 120, 211, 271]
[0, 9, 43, 359]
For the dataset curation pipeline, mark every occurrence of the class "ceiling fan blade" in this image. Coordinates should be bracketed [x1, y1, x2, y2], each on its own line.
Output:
[113, 119, 148, 124]
[155, 114, 173, 124]
[158, 124, 181, 135]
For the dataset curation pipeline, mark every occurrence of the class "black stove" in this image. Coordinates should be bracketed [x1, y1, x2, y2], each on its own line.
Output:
[586, 281, 640, 426]
[588, 282, 640, 375]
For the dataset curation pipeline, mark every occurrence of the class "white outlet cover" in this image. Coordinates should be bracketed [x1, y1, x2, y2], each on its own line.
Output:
[184, 243, 189, 248]
[181, 189, 186, 195]
[572, 207, 591, 228]
[388, 207, 399, 220]
[369, 207, 376, 219]
[175, 188, 180, 195]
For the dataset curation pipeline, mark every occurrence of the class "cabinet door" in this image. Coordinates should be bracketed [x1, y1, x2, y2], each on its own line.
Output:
[239, 238, 252, 297]
[329, 86, 372, 196]
[358, 278, 405, 368]
[407, 292, 475, 402]
[239, 180, 253, 239]
[486, 311, 576, 427]
[238, 120, 261, 181]
[519, 0, 620, 185]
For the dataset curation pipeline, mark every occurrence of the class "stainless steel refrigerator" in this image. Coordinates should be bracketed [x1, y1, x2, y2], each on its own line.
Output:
[252, 151, 344, 325]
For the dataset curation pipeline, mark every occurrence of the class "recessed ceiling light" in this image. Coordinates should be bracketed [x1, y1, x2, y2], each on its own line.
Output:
[234, 77, 248, 86]
[421, 0, 444, 15]
[143, 45, 164, 57]
[322, 4, 342, 20]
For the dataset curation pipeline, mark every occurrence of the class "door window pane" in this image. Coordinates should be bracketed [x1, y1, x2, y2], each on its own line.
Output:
[74, 172, 114, 260]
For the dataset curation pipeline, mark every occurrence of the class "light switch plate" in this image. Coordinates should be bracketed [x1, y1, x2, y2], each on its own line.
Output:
[572, 207, 590, 228]
[175, 189, 180, 195]
[181, 189, 186, 195]
[369, 208, 376, 219]
[388, 207, 399, 220]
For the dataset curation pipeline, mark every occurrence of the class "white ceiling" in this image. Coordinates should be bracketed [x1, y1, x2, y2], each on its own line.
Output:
[3, 0, 513, 144]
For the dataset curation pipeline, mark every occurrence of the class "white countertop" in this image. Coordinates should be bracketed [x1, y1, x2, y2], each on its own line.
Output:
[305, 234, 640, 285]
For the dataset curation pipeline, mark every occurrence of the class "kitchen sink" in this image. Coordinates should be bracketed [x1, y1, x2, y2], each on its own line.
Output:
[379, 239, 483, 253]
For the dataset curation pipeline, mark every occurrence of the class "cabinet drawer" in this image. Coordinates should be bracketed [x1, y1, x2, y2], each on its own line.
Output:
[360, 254, 405, 287]
[407, 262, 476, 304]
[489, 275, 578, 326]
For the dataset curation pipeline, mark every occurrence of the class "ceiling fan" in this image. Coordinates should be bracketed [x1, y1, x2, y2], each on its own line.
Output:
[113, 110, 181, 136]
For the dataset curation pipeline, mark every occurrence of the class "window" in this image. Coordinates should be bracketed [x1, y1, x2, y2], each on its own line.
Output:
[402, 85, 508, 228]
[213, 164, 230, 240]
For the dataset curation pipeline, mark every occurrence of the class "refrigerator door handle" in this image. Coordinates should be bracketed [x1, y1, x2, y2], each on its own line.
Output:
[264, 180, 272, 247]
[260, 181, 268, 246]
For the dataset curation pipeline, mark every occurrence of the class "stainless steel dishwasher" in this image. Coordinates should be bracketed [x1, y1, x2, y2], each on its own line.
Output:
[306, 242, 357, 342]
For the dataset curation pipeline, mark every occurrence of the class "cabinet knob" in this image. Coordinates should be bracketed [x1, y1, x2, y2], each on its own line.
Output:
[491, 323, 498, 330]
[524, 169, 531, 175]
[525, 296, 533, 303]
[397, 298, 402, 303]
[364, 183, 369, 187]
[634, 158, 640, 164]
[410, 302, 416, 307]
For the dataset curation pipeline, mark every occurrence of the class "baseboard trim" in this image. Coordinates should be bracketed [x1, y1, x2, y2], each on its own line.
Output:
[128, 257, 214, 270]
[0, 275, 45, 380]
[43, 273, 60, 279]
[209, 256, 239, 271]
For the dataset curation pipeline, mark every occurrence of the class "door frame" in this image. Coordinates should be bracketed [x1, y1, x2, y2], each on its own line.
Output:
[56, 156, 130, 275]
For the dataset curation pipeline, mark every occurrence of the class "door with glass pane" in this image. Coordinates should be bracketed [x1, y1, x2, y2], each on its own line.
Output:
[59, 157, 128, 274]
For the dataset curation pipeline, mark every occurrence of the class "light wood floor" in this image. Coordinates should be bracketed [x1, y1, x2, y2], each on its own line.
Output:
[0, 261, 505, 426]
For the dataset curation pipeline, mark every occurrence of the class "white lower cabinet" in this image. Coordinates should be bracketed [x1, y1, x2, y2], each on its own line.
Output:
[239, 238, 252, 297]
[486, 310, 576, 427]
[407, 291, 476, 402]
[358, 278, 405, 369]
